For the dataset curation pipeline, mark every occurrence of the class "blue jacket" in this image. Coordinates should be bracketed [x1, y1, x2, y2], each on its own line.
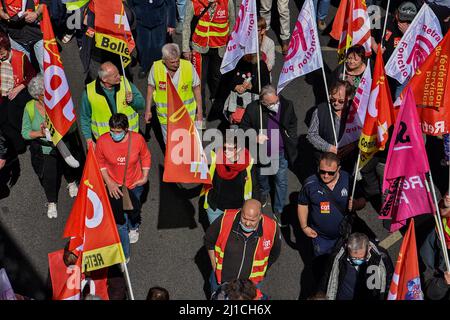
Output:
[129, 0, 176, 29]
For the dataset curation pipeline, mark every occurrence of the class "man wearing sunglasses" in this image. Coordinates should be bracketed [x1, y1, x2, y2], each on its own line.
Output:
[297, 152, 366, 286]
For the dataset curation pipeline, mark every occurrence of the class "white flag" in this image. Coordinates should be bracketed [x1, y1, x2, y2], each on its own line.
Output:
[220, 0, 258, 74]
[338, 64, 372, 147]
[385, 3, 442, 85]
[276, 0, 323, 93]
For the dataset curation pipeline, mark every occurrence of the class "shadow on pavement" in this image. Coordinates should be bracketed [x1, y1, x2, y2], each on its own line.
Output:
[0, 221, 47, 300]
[195, 246, 213, 299]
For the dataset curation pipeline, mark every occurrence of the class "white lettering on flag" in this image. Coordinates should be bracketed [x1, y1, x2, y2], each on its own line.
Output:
[220, 0, 257, 74]
[385, 4, 442, 84]
[277, 0, 323, 93]
[114, 14, 131, 32]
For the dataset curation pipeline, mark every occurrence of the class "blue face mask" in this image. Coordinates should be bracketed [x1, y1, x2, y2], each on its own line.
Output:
[239, 221, 256, 233]
[110, 130, 126, 142]
[350, 258, 366, 266]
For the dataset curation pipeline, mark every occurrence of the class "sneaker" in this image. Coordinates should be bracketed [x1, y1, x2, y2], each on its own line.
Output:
[47, 202, 57, 219]
[67, 182, 78, 198]
[318, 19, 327, 31]
[62, 33, 74, 44]
[129, 229, 139, 244]
[126, 257, 130, 264]
[261, 194, 270, 208]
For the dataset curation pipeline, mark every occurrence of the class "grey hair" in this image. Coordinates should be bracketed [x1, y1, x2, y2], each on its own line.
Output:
[259, 85, 277, 101]
[162, 43, 180, 60]
[27, 73, 44, 99]
[346, 233, 369, 252]
[98, 61, 116, 80]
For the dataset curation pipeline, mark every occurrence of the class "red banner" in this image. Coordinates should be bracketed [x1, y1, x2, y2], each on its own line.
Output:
[41, 4, 76, 145]
[63, 144, 125, 273]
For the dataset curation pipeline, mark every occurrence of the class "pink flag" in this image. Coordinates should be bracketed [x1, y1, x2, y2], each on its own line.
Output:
[277, 0, 323, 93]
[220, 0, 257, 74]
[380, 87, 435, 232]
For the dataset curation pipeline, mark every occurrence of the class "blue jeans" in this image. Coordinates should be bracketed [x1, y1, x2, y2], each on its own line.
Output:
[10, 38, 44, 72]
[257, 153, 289, 214]
[206, 207, 224, 224]
[177, 0, 186, 23]
[313, 0, 331, 20]
[312, 236, 338, 257]
[116, 185, 144, 259]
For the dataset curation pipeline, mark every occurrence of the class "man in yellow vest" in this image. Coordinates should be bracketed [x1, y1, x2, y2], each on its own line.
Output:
[144, 43, 202, 143]
[80, 61, 145, 146]
[204, 199, 281, 297]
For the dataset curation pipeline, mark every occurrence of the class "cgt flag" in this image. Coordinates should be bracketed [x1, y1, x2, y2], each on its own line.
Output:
[330, 0, 371, 62]
[338, 64, 371, 147]
[220, 0, 257, 74]
[385, 3, 442, 85]
[380, 87, 434, 232]
[358, 45, 395, 169]
[63, 144, 125, 273]
[388, 219, 424, 300]
[277, 0, 323, 93]
[395, 30, 450, 136]
[163, 74, 211, 184]
[41, 4, 76, 146]
[94, 0, 135, 67]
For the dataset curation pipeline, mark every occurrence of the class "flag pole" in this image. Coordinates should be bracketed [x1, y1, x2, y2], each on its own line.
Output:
[350, 150, 361, 203]
[380, 0, 392, 48]
[320, 66, 338, 146]
[255, 0, 262, 134]
[120, 56, 130, 94]
[428, 172, 450, 271]
[121, 262, 135, 300]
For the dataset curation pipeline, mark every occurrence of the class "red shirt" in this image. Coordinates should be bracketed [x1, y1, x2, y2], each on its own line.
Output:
[95, 131, 151, 189]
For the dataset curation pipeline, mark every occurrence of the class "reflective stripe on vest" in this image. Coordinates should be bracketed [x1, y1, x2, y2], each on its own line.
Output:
[202, 150, 253, 209]
[153, 59, 196, 125]
[443, 218, 450, 244]
[214, 211, 277, 285]
[192, 0, 229, 48]
[86, 77, 139, 139]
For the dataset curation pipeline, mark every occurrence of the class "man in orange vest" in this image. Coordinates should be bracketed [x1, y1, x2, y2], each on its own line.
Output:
[181, 0, 235, 126]
[204, 199, 281, 298]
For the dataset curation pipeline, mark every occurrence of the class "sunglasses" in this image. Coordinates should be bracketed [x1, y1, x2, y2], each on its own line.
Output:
[330, 99, 346, 104]
[319, 169, 337, 176]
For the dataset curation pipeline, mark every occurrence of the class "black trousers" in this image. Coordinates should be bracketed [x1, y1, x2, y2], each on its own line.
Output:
[135, 23, 166, 73]
[30, 142, 78, 203]
[201, 48, 222, 117]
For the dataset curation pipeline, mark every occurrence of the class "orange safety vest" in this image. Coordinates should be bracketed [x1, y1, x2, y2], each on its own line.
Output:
[48, 249, 109, 300]
[192, 0, 230, 48]
[214, 209, 277, 287]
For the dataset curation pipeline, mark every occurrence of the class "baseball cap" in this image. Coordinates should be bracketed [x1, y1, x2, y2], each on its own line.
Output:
[398, 1, 418, 22]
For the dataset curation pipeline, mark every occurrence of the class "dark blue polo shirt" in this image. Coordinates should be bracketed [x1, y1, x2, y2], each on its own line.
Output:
[298, 171, 350, 240]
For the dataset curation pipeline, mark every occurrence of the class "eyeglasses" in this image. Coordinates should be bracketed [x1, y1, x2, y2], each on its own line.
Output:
[330, 99, 345, 105]
[319, 169, 337, 176]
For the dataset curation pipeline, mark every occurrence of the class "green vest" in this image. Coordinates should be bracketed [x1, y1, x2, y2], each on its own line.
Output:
[202, 151, 254, 209]
[153, 59, 196, 125]
[65, 0, 90, 10]
[86, 77, 139, 139]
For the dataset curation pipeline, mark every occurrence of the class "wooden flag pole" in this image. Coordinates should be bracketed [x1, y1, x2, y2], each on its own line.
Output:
[428, 172, 450, 271]
[121, 262, 135, 300]
[320, 66, 338, 147]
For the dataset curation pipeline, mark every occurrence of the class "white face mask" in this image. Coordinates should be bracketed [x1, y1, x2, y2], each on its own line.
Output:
[266, 101, 280, 113]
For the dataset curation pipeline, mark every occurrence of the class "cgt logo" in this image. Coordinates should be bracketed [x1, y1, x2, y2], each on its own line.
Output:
[117, 156, 126, 164]
[216, 9, 226, 18]
[263, 239, 271, 250]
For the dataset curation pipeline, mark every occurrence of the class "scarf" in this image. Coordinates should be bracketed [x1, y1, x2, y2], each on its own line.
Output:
[0, 53, 14, 97]
[215, 148, 250, 180]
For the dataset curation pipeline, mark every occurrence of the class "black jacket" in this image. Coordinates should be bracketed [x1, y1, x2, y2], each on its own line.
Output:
[0, 129, 7, 160]
[204, 212, 281, 284]
[319, 242, 394, 300]
[129, 0, 176, 29]
[420, 229, 450, 300]
[239, 96, 298, 167]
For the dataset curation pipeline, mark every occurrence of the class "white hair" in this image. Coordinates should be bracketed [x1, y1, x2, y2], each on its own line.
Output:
[27, 73, 44, 99]
[98, 61, 116, 80]
[259, 85, 277, 101]
[162, 43, 180, 61]
[347, 233, 369, 252]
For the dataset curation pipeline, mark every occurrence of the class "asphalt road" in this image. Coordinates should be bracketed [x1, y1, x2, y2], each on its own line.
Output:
[1, 0, 433, 300]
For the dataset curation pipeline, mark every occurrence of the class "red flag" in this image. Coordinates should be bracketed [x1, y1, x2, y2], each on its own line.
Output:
[40, 4, 76, 145]
[163, 75, 211, 184]
[48, 249, 109, 300]
[94, 0, 135, 66]
[330, 0, 371, 62]
[395, 30, 450, 136]
[358, 45, 395, 168]
[63, 145, 125, 273]
[388, 219, 424, 300]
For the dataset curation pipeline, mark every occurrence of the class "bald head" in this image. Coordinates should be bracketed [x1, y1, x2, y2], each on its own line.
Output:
[240, 200, 262, 233]
[98, 62, 121, 87]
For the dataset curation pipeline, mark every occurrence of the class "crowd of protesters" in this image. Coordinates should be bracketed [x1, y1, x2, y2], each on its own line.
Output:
[0, 0, 450, 301]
